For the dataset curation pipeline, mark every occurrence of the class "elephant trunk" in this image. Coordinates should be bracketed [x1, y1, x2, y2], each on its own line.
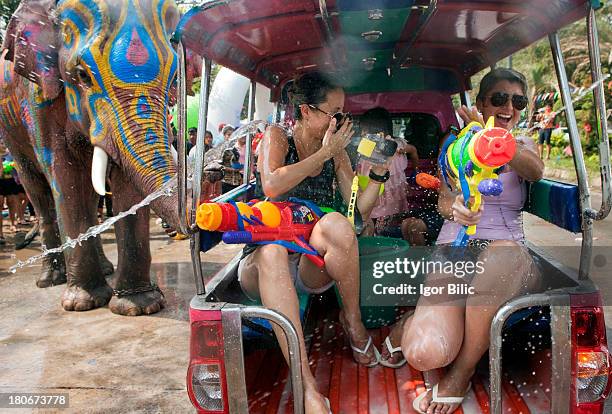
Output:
[93, 109, 183, 230]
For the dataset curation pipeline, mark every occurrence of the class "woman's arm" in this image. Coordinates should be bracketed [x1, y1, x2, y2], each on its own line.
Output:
[334, 150, 383, 220]
[259, 120, 352, 198]
[508, 136, 544, 182]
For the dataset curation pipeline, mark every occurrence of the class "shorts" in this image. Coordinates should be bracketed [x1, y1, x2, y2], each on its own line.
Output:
[538, 128, 552, 145]
[0, 178, 20, 196]
[237, 251, 335, 301]
[428, 239, 493, 282]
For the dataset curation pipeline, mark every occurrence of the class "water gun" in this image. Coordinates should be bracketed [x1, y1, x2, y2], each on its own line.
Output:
[409, 172, 441, 190]
[438, 117, 516, 246]
[2, 160, 15, 176]
[196, 198, 325, 267]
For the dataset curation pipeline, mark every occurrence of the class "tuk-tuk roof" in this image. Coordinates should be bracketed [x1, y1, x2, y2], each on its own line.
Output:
[174, 0, 592, 97]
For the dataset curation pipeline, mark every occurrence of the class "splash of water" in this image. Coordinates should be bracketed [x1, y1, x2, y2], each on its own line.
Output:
[9, 179, 177, 273]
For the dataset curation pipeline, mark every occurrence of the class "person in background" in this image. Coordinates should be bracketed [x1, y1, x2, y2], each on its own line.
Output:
[220, 132, 245, 193]
[537, 105, 555, 160]
[355, 107, 418, 239]
[221, 124, 235, 142]
[187, 127, 197, 154]
[1, 149, 20, 235]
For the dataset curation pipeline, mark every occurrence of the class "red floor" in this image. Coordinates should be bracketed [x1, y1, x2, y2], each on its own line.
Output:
[242, 313, 535, 413]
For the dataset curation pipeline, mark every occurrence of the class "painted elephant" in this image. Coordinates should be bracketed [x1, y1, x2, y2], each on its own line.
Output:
[0, 0, 200, 315]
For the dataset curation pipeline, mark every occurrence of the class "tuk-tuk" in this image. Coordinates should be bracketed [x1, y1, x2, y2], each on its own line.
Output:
[171, 1, 611, 412]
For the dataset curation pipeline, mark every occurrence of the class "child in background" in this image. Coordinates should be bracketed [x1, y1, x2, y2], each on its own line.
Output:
[356, 107, 418, 237]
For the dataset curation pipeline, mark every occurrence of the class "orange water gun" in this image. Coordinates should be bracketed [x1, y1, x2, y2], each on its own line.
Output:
[196, 198, 325, 267]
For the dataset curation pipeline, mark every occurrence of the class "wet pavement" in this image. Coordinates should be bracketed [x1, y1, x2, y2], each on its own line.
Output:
[0, 188, 611, 413]
[0, 217, 242, 413]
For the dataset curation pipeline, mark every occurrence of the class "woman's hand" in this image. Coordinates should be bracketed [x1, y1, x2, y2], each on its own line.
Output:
[457, 105, 485, 126]
[321, 118, 354, 159]
[451, 194, 483, 226]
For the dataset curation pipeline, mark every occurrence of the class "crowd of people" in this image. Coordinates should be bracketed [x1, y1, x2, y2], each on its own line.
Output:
[0, 146, 37, 245]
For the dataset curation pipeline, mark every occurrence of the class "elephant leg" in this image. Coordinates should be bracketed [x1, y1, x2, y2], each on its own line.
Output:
[96, 236, 114, 276]
[1, 133, 67, 287]
[53, 153, 112, 311]
[108, 168, 165, 316]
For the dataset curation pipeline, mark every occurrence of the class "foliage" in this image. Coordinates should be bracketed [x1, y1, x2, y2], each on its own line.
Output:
[0, 0, 20, 35]
[469, 3, 612, 156]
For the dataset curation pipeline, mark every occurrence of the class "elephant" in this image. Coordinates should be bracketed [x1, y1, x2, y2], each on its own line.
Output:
[0, 0, 200, 315]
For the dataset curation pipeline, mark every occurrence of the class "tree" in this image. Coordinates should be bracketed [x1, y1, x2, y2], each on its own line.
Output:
[0, 0, 20, 35]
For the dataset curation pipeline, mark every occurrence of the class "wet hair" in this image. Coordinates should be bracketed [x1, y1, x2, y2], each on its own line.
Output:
[222, 125, 235, 136]
[476, 68, 528, 102]
[360, 107, 392, 136]
[288, 71, 340, 120]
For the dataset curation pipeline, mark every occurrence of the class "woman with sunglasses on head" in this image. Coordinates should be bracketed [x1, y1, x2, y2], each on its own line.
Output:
[377, 68, 544, 414]
[238, 71, 387, 414]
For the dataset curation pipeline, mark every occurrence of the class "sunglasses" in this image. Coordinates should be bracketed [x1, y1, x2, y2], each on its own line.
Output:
[486, 92, 528, 111]
[307, 104, 352, 129]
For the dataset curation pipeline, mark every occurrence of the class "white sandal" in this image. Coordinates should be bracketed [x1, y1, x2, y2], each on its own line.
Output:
[379, 335, 406, 368]
[412, 383, 471, 414]
[349, 336, 380, 367]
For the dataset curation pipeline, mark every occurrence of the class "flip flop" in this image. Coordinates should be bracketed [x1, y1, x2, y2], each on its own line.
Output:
[349, 335, 380, 367]
[412, 383, 471, 414]
[379, 335, 406, 368]
[324, 397, 332, 414]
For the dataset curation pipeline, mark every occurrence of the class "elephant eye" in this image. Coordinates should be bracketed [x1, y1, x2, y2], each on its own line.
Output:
[77, 65, 92, 87]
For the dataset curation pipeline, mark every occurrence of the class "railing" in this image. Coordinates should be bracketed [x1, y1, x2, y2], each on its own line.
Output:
[192, 299, 305, 414]
[489, 292, 571, 414]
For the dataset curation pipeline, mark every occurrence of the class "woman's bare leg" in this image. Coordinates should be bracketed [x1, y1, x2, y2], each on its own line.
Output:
[239, 245, 330, 414]
[418, 241, 539, 414]
[302, 212, 377, 364]
[401, 269, 466, 372]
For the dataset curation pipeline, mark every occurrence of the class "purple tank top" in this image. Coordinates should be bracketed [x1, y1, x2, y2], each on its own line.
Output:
[436, 168, 527, 244]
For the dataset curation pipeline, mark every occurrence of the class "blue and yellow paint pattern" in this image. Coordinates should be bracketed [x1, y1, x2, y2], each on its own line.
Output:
[58, 0, 178, 188]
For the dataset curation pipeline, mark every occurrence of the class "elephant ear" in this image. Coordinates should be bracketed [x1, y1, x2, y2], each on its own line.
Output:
[2, 0, 62, 101]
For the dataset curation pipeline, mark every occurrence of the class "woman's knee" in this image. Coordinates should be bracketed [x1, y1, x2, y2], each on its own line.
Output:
[255, 244, 290, 268]
[315, 212, 356, 245]
[402, 335, 457, 371]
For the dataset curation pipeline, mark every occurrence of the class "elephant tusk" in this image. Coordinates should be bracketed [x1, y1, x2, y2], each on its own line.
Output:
[170, 146, 178, 165]
[92, 146, 109, 196]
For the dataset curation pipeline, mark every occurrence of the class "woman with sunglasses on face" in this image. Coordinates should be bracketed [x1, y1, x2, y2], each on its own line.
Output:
[238, 72, 387, 414]
[377, 69, 544, 414]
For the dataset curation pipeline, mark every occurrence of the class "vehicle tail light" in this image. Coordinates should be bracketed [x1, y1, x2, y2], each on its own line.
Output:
[571, 298, 611, 414]
[187, 309, 229, 413]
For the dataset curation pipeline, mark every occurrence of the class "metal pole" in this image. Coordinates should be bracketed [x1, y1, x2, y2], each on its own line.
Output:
[242, 307, 304, 414]
[489, 294, 554, 413]
[274, 102, 282, 123]
[459, 90, 472, 108]
[176, 41, 192, 236]
[190, 58, 212, 296]
[243, 81, 256, 186]
[549, 32, 594, 280]
[587, 7, 612, 221]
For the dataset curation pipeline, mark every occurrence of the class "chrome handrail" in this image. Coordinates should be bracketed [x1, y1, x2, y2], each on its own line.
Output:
[243, 81, 256, 185]
[176, 41, 192, 236]
[489, 293, 571, 414]
[190, 58, 213, 295]
[587, 7, 612, 221]
[240, 306, 304, 414]
[549, 32, 594, 280]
